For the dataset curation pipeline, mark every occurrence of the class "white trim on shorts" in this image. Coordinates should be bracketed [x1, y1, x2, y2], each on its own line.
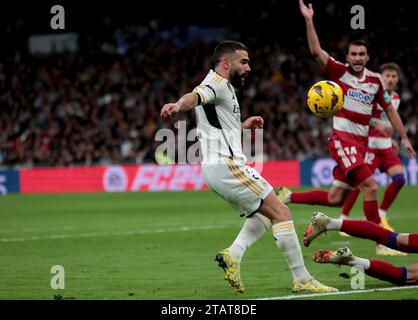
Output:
[332, 179, 354, 190]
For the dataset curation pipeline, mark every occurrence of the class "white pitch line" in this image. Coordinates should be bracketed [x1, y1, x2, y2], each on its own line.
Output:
[0, 226, 75, 234]
[255, 285, 418, 300]
[0, 224, 240, 243]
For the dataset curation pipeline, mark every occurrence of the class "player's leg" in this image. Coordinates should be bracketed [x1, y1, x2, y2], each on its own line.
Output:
[226, 213, 271, 264]
[405, 263, 418, 285]
[328, 139, 381, 224]
[338, 187, 359, 237]
[208, 160, 293, 292]
[313, 247, 417, 285]
[345, 166, 398, 257]
[215, 213, 271, 293]
[340, 149, 377, 220]
[379, 164, 405, 230]
[340, 187, 360, 219]
[279, 183, 350, 207]
[395, 233, 418, 253]
[285, 188, 332, 206]
[365, 260, 410, 285]
[351, 165, 381, 224]
[351, 151, 401, 253]
[304, 211, 416, 253]
[259, 191, 337, 292]
[203, 161, 260, 293]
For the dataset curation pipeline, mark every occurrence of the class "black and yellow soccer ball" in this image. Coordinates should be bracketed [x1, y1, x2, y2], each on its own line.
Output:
[307, 80, 344, 118]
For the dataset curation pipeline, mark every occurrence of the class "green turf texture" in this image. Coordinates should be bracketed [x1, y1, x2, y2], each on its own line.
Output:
[0, 187, 417, 300]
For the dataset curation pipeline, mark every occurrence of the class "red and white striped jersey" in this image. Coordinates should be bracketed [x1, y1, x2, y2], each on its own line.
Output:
[368, 91, 400, 149]
[324, 57, 391, 146]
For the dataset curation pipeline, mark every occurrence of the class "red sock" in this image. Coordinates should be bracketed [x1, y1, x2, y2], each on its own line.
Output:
[380, 182, 404, 211]
[341, 188, 360, 217]
[366, 260, 407, 285]
[408, 234, 418, 253]
[341, 220, 392, 245]
[363, 200, 381, 224]
[291, 190, 330, 206]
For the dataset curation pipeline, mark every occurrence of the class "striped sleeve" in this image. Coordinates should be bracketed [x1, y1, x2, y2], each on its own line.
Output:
[192, 84, 217, 105]
[391, 97, 400, 112]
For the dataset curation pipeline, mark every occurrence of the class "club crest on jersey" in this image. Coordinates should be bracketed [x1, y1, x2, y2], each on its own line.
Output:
[347, 89, 373, 104]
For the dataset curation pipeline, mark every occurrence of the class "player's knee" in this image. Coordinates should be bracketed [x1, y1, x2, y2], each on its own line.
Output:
[327, 193, 344, 207]
[391, 173, 406, 186]
[369, 181, 378, 194]
[365, 184, 378, 198]
[327, 186, 346, 207]
[360, 178, 378, 197]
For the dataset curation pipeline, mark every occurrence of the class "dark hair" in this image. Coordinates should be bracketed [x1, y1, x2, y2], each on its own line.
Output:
[380, 62, 401, 76]
[213, 40, 248, 67]
[346, 39, 370, 54]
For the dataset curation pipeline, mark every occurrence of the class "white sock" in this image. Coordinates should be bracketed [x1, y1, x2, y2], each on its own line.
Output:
[273, 221, 311, 283]
[379, 209, 387, 218]
[348, 257, 370, 270]
[340, 214, 348, 220]
[228, 213, 271, 263]
[326, 218, 343, 231]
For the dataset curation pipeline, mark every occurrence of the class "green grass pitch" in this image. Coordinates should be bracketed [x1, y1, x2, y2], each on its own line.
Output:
[0, 187, 417, 300]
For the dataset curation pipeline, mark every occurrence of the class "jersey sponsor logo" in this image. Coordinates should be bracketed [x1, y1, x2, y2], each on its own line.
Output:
[383, 90, 391, 103]
[347, 89, 374, 104]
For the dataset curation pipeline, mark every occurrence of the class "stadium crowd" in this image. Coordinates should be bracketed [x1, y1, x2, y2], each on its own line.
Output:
[1, 12, 417, 168]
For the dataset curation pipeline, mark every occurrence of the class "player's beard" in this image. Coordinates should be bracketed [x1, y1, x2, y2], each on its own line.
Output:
[230, 70, 248, 89]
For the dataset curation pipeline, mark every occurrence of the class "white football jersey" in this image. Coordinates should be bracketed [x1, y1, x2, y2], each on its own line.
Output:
[193, 70, 247, 164]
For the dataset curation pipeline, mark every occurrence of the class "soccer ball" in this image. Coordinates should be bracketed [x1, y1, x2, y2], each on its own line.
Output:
[306, 80, 344, 118]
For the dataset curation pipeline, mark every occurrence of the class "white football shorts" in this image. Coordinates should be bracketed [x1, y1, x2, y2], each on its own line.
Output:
[202, 157, 273, 217]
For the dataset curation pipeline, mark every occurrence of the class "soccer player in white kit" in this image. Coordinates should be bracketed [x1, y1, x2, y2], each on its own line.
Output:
[160, 40, 337, 293]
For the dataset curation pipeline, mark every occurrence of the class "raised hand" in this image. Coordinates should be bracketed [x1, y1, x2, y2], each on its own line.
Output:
[299, 0, 314, 19]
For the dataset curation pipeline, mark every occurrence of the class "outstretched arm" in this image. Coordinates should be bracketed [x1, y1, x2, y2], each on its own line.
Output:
[299, 0, 329, 71]
[384, 104, 416, 157]
[160, 92, 199, 120]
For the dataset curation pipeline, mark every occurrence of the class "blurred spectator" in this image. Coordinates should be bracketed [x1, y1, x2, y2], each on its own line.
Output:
[0, 15, 417, 167]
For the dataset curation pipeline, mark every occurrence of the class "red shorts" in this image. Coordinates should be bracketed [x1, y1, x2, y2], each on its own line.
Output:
[329, 138, 372, 188]
[364, 147, 402, 173]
